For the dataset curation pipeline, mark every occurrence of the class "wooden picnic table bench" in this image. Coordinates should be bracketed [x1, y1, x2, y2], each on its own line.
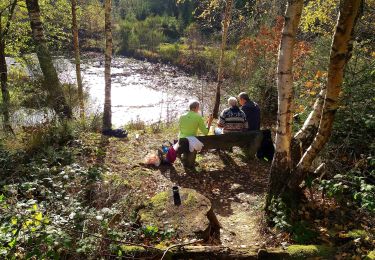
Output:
[177, 130, 268, 167]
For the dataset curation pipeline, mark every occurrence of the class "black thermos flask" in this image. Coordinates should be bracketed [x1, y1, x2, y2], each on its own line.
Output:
[173, 186, 181, 206]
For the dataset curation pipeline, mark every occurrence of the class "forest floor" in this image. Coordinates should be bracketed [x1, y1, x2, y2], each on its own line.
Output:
[71, 124, 374, 258]
[79, 124, 276, 247]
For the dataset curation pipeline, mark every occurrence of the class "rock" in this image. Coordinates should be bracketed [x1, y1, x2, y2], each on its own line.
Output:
[139, 188, 220, 240]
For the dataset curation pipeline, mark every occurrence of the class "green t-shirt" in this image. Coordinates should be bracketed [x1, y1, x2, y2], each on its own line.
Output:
[178, 111, 209, 138]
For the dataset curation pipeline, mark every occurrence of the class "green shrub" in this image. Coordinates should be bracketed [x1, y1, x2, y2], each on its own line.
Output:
[118, 15, 181, 54]
[158, 43, 181, 62]
[318, 157, 375, 213]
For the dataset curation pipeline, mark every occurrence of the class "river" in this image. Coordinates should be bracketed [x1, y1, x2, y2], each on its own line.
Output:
[6, 56, 215, 127]
[57, 56, 214, 127]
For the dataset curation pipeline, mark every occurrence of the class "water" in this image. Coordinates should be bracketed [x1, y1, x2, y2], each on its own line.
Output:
[57, 56, 213, 127]
[6, 56, 214, 127]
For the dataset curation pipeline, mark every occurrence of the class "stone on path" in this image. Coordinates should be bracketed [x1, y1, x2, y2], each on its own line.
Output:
[139, 188, 221, 240]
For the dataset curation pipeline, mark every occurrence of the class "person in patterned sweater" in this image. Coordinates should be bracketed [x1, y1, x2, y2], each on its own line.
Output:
[217, 97, 248, 133]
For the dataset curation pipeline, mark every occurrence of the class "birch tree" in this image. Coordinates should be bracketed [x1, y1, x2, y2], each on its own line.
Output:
[25, 0, 72, 119]
[267, 0, 304, 204]
[71, 0, 84, 119]
[212, 0, 233, 119]
[294, 0, 362, 182]
[267, 0, 362, 212]
[102, 0, 112, 131]
[0, 0, 17, 133]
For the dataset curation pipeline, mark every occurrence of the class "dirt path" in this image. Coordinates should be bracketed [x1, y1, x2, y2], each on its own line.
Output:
[94, 129, 271, 246]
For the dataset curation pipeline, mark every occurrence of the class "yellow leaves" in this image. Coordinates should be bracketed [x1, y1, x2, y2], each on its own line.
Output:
[23, 219, 33, 229]
[300, 0, 339, 34]
[11, 217, 17, 225]
[34, 212, 43, 222]
[315, 70, 324, 78]
[371, 52, 375, 58]
[296, 104, 305, 113]
[305, 81, 314, 88]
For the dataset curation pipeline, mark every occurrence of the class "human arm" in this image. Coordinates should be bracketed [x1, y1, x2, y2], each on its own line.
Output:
[217, 111, 226, 128]
[198, 115, 210, 136]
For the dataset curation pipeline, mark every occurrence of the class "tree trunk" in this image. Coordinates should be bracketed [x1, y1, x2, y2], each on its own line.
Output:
[291, 87, 326, 165]
[212, 0, 234, 119]
[102, 0, 112, 131]
[25, 0, 72, 119]
[0, 0, 17, 134]
[266, 0, 304, 209]
[295, 0, 361, 180]
[0, 35, 12, 133]
[71, 0, 84, 119]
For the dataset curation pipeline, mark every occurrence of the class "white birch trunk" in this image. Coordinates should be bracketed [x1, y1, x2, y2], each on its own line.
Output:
[271, 0, 304, 171]
[296, 0, 361, 173]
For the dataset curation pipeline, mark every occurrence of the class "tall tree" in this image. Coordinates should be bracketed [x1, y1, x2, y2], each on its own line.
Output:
[267, 0, 362, 212]
[25, 0, 72, 119]
[102, 0, 112, 131]
[212, 0, 233, 119]
[0, 0, 17, 133]
[267, 0, 304, 204]
[71, 0, 84, 119]
[294, 0, 362, 179]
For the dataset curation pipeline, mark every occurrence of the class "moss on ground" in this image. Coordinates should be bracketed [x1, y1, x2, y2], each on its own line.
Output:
[366, 251, 375, 260]
[183, 192, 198, 206]
[347, 229, 369, 239]
[120, 245, 146, 254]
[287, 245, 334, 259]
[150, 191, 169, 208]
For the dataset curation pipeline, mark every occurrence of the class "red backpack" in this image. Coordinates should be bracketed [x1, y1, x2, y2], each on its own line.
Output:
[160, 141, 177, 164]
[166, 145, 177, 163]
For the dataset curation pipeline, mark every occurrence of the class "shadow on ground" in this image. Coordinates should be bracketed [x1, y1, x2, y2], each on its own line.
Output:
[159, 150, 270, 217]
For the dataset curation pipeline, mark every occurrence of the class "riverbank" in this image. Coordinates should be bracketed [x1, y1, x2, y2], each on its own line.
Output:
[118, 43, 236, 80]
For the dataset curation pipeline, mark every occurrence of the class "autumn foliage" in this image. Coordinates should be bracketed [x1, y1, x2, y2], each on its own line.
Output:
[238, 16, 310, 79]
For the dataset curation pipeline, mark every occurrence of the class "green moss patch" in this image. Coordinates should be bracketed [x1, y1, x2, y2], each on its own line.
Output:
[150, 191, 169, 208]
[287, 245, 334, 259]
[183, 192, 198, 207]
[120, 245, 146, 254]
[347, 229, 369, 239]
[365, 250, 375, 260]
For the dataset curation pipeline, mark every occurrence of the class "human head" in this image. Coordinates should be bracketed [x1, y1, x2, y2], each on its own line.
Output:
[189, 100, 200, 112]
[238, 92, 250, 106]
[228, 97, 238, 107]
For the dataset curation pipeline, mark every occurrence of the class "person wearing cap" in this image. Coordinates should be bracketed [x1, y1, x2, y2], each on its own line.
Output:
[238, 92, 261, 131]
[217, 97, 247, 133]
[178, 100, 213, 138]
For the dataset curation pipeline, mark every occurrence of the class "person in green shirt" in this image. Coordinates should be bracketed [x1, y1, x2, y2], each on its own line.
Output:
[178, 101, 213, 138]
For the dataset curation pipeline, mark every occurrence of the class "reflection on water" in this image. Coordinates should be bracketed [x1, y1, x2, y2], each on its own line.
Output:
[57, 57, 213, 127]
[5, 56, 213, 127]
